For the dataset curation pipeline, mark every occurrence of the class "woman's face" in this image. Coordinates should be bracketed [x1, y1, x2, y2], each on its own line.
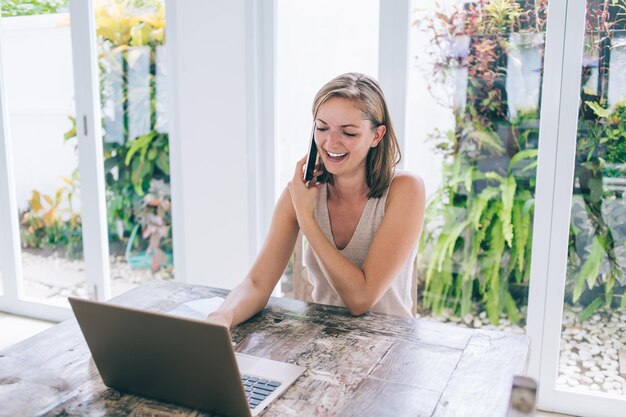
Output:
[314, 97, 385, 178]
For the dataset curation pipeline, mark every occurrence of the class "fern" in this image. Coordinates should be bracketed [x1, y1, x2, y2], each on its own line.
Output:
[484, 216, 506, 324]
[468, 187, 499, 229]
[500, 176, 517, 247]
[573, 236, 605, 303]
[504, 290, 521, 325]
[509, 148, 539, 173]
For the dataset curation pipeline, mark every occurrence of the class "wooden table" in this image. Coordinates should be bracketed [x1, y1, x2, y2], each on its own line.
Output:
[0, 280, 530, 417]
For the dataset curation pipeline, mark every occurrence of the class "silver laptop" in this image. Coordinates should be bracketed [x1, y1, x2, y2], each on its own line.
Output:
[69, 297, 305, 417]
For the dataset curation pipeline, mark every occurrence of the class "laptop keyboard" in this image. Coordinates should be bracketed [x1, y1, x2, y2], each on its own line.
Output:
[241, 374, 282, 409]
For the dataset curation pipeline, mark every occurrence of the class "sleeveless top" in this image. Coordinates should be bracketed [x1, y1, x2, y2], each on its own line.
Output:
[302, 179, 418, 317]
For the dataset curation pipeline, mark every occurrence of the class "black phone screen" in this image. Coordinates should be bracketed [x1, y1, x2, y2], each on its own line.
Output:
[303, 125, 318, 181]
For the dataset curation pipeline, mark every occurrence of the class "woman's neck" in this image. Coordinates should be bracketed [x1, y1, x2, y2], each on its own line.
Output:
[328, 172, 369, 203]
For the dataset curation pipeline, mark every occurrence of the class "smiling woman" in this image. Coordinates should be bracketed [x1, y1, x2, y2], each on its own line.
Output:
[206, 73, 425, 327]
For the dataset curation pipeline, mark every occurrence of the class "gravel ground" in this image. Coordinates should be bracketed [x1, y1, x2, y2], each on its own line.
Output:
[17, 251, 173, 305]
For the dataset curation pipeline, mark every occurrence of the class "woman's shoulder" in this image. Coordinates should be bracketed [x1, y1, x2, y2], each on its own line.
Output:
[385, 171, 425, 209]
[389, 171, 425, 195]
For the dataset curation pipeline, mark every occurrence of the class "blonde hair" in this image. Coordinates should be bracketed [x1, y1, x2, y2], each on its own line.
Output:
[312, 72, 401, 198]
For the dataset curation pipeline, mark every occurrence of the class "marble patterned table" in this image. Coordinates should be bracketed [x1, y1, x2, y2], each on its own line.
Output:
[0, 280, 530, 416]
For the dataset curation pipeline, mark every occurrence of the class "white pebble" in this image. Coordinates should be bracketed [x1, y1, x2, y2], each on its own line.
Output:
[568, 379, 580, 387]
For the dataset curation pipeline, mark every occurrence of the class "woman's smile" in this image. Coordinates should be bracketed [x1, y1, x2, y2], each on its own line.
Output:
[324, 149, 349, 162]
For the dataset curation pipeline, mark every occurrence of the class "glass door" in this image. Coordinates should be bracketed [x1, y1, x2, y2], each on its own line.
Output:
[1, 9, 88, 307]
[0, 0, 110, 321]
[93, 0, 174, 298]
[406, 0, 548, 334]
[554, 0, 626, 412]
[528, 1, 626, 415]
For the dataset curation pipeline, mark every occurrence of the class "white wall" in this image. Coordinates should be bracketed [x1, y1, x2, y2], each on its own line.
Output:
[275, 0, 379, 197]
[1, 14, 77, 212]
[166, 0, 252, 288]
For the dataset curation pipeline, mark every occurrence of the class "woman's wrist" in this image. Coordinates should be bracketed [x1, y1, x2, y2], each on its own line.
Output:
[206, 310, 233, 328]
[297, 213, 317, 234]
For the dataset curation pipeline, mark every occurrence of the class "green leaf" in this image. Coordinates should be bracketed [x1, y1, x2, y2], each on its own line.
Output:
[155, 151, 170, 175]
[621, 290, 626, 309]
[485, 172, 505, 183]
[468, 187, 499, 229]
[500, 176, 516, 247]
[508, 149, 538, 174]
[573, 237, 605, 302]
[54, 188, 63, 206]
[504, 291, 520, 325]
[64, 116, 76, 141]
[586, 101, 611, 119]
[579, 297, 604, 322]
[473, 129, 505, 155]
[125, 132, 156, 166]
[460, 280, 473, 317]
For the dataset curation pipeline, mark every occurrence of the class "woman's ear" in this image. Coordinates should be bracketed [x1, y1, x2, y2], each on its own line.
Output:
[371, 125, 386, 148]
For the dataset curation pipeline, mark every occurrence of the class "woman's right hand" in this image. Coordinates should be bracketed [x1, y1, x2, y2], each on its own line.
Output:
[206, 311, 232, 328]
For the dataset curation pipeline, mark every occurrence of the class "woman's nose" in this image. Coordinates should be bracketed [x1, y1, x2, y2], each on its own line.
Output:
[328, 130, 341, 145]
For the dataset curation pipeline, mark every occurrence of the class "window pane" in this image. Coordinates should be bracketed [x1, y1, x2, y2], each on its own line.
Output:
[3, 12, 87, 305]
[557, 0, 626, 398]
[0, 254, 3, 296]
[277, 0, 380, 296]
[407, 0, 548, 332]
[94, 0, 174, 297]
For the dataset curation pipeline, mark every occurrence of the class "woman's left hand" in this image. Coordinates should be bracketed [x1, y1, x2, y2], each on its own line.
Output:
[287, 156, 323, 228]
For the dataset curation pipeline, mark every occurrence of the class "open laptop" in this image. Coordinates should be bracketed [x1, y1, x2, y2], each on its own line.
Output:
[69, 297, 305, 417]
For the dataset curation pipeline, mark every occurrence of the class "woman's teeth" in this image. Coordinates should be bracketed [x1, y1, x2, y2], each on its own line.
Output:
[326, 150, 347, 158]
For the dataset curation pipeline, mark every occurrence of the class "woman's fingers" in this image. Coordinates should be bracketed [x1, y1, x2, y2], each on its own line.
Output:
[293, 155, 307, 179]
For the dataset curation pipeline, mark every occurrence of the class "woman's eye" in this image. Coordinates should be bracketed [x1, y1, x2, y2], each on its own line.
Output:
[344, 132, 357, 137]
[316, 127, 328, 132]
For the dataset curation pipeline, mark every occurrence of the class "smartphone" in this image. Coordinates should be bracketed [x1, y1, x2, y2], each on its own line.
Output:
[303, 124, 318, 182]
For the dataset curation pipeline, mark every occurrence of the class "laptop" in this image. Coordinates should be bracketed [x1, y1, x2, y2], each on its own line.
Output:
[69, 297, 305, 417]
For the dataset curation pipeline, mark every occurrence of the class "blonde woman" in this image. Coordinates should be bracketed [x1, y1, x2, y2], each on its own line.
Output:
[208, 73, 425, 327]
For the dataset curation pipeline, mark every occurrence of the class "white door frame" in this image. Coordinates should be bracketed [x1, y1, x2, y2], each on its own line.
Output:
[378, 0, 411, 168]
[0, 0, 110, 322]
[527, 1, 626, 415]
[69, 0, 111, 303]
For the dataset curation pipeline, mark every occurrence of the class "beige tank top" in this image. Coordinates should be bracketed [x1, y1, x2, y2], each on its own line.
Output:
[302, 180, 417, 317]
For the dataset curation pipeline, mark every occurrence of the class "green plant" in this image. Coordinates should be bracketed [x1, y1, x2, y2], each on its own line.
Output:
[567, 99, 626, 315]
[97, 0, 170, 259]
[419, 0, 626, 323]
[20, 171, 83, 259]
[135, 178, 172, 272]
[62, 0, 172, 267]
[0, 0, 68, 17]
[421, 137, 538, 324]
[415, 1, 547, 324]
[561, 0, 626, 317]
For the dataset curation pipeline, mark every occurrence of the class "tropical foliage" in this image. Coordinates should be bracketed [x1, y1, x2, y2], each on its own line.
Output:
[19, 0, 171, 271]
[416, 0, 546, 324]
[417, 0, 626, 324]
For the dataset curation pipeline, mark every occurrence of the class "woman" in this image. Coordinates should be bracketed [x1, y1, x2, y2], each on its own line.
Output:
[208, 72, 425, 327]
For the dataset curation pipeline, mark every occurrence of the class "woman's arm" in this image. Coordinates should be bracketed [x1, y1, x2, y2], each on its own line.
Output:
[207, 187, 300, 327]
[289, 160, 425, 316]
